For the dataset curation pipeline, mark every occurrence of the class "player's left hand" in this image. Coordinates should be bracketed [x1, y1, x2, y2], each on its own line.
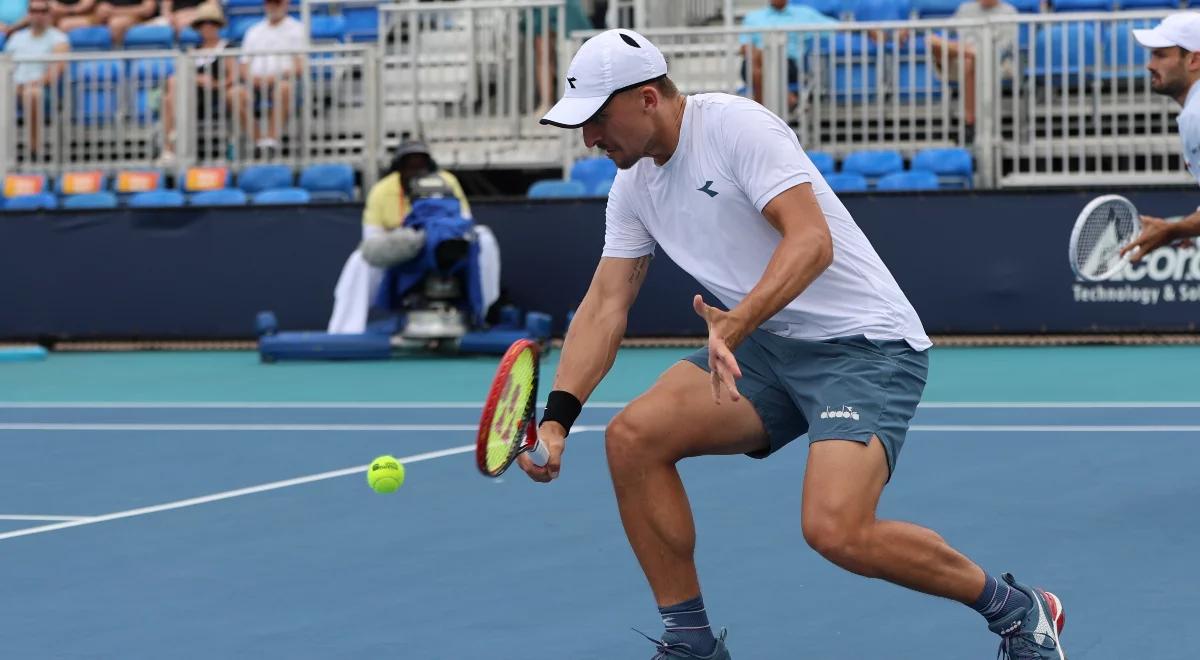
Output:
[692, 295, 743, 404]
[1121, 215, 1180, 263]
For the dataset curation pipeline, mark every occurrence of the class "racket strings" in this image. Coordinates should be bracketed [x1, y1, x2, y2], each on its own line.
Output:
[483, 349, 536, 474]
[1077, 201, 1137, 279]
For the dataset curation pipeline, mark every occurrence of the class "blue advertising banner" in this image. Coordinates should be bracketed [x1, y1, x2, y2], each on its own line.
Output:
[1, 187, 1196, 340]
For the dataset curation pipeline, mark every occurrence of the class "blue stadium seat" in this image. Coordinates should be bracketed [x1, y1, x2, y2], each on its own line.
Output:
[230, 15, 262, 42]
[569, 157, 618, 194]
[593, 179, 615, 197]
[911, 0, 964, 17]
[124, 24, 174, 50]
[344, 7, 379, 43]
[911, 147, 974, 187]
[226, 0, 263, 10]
[311, 15, 346, 43]
[1051, 0, 1110, 9]
[68, 26, 112, 51]
[830, 64, 879, 101]
[876, 170, 940, 191]
[4, 193, 58, 210]
[790, 0, 842, 17]
[253, 188, 312, 205]
[72, 59, 122, 83]
[131, 57, 174, 85]
[842, 150, 904, 178]
[129, 190, 186, 207]
[1031, 22, 1096, 78]
[1101, 21, 1153, 78]
[897, 61, 943, 102]
[62, 192, 119, 209]
[191, 189, 249, 206]
[1009, 0, 1042, 11]
[178, 27, 202, 47]
[809, 151, 836, 175]
[825, 173, 868, 192]
[237, 165, 294, 194]
[299, 163, 355, 199]
[1118, 0, 1175, 5]
[852, 0, 911, 21]
[75, 90, 119, 125]
[527, 180, 587, 198]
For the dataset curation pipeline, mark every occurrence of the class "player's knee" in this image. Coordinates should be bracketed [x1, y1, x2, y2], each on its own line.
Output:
[605, 407, 667, 467]
[802, 512, 876, 575]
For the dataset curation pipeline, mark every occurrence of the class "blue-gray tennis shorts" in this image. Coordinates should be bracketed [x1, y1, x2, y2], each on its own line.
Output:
[684, 331, 928, 478]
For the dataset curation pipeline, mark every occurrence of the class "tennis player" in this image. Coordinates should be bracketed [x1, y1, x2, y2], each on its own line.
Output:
[1125, 13, 1200, 261]
[524, 29, 1066, 660]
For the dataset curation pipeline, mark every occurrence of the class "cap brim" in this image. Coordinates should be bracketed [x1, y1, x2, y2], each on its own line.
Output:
[539, 95, 609, 129]
[1133, 28, 1177, 49]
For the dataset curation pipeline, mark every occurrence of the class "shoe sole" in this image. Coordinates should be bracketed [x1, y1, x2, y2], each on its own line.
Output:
[1039, 590, 1067, 660]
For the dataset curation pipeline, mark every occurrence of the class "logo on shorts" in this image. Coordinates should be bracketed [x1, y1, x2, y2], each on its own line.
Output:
[820, 405, 860, 421]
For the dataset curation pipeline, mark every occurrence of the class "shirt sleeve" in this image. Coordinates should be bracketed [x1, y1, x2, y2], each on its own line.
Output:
[443, 171, 473, 219]
[362, 177, 388, 229]
[720, 101, 813, 212]
[601, 174, 656, 259]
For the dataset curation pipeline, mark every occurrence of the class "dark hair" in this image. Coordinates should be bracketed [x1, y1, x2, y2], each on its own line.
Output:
[651, 76, 679, 99]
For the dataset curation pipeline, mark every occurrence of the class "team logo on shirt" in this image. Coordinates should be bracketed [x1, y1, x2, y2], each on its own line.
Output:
[697, 180, 718, 198]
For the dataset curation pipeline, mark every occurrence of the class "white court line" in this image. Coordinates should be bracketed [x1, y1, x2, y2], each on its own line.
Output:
[0, 428, 606, 542]
[0, 514, 91, 522]
[2, 401, 1200, 409]
[0, 445, 473, 542]
[0, 423, 610, 432]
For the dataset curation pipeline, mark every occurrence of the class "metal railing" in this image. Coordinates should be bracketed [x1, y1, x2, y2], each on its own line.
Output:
[1, 44, 378, 185]
[0, 7, 1191, 189]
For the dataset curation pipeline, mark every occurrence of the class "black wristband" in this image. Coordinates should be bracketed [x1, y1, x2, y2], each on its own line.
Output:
[540, 390, 582, 436]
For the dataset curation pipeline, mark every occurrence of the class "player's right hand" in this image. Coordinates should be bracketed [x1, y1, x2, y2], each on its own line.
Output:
[518, 422, 565, 483]
[1121, 215, 1178, 263]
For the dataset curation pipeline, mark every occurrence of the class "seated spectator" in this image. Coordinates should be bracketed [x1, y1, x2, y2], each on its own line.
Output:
[95, 0, 155, 46]
[0, 0, 28, 35]
[740, 0, 837, 109]
[233, 0, 307, 154]
[157, 2, 235, 166]
[926, 0, 1018, 143]
[156, 0, 206, 33]
[4, 0, 68, 159]
[51, 0, 99, 33]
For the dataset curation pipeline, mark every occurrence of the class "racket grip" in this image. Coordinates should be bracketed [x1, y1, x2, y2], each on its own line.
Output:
[527, 438, 550, 467]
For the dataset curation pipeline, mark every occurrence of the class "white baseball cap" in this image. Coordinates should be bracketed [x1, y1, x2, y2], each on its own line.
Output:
[1133, 12, 1200, 51]
[540, 29, 668, 129]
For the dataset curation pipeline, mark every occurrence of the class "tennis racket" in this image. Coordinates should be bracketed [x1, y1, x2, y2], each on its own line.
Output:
[475, 338, 550, 477]
[1068, 194, 1142, 282]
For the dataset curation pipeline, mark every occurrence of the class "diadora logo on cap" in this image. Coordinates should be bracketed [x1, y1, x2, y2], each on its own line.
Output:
[820, 405, 860, 421]
[567, 76, 577, 89]
[697, 180, 717, 197]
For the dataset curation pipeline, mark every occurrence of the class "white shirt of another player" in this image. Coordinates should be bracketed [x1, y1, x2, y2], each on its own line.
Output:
[1177, 80, 1200, 186]
[602, 93, 931, 351]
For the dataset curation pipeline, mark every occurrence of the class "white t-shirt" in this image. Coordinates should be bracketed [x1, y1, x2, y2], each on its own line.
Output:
[1176, 82, 1200, 186]
[603, 93, 931, 351]
[241, 16, 308, 78]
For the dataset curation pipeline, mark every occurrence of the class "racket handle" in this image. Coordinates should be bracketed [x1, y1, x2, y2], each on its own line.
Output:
[527, 438, 550, 467]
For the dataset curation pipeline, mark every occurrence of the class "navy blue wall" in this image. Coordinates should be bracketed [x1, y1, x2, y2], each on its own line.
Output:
[2, 188, 1198, 340]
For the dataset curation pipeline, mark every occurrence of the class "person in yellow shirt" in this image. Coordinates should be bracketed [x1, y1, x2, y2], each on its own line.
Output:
[328, 141, 498, 334]
[362, 140, 471, 230]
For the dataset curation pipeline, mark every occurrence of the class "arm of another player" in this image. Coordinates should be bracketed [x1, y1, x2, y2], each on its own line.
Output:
[517, 254, 651, 482]
[1121, 210, 1200, 263]
[694, 183, 833, 402]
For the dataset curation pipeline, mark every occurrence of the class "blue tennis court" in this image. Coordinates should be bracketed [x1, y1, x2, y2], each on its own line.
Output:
[1, 347, 1197, 659]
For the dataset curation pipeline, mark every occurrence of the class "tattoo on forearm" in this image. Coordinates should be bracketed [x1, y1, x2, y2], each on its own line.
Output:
[628, 255, 649, 284]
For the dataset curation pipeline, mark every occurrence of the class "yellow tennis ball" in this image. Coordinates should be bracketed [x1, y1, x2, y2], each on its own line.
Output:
[367, 455, 405, 494]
